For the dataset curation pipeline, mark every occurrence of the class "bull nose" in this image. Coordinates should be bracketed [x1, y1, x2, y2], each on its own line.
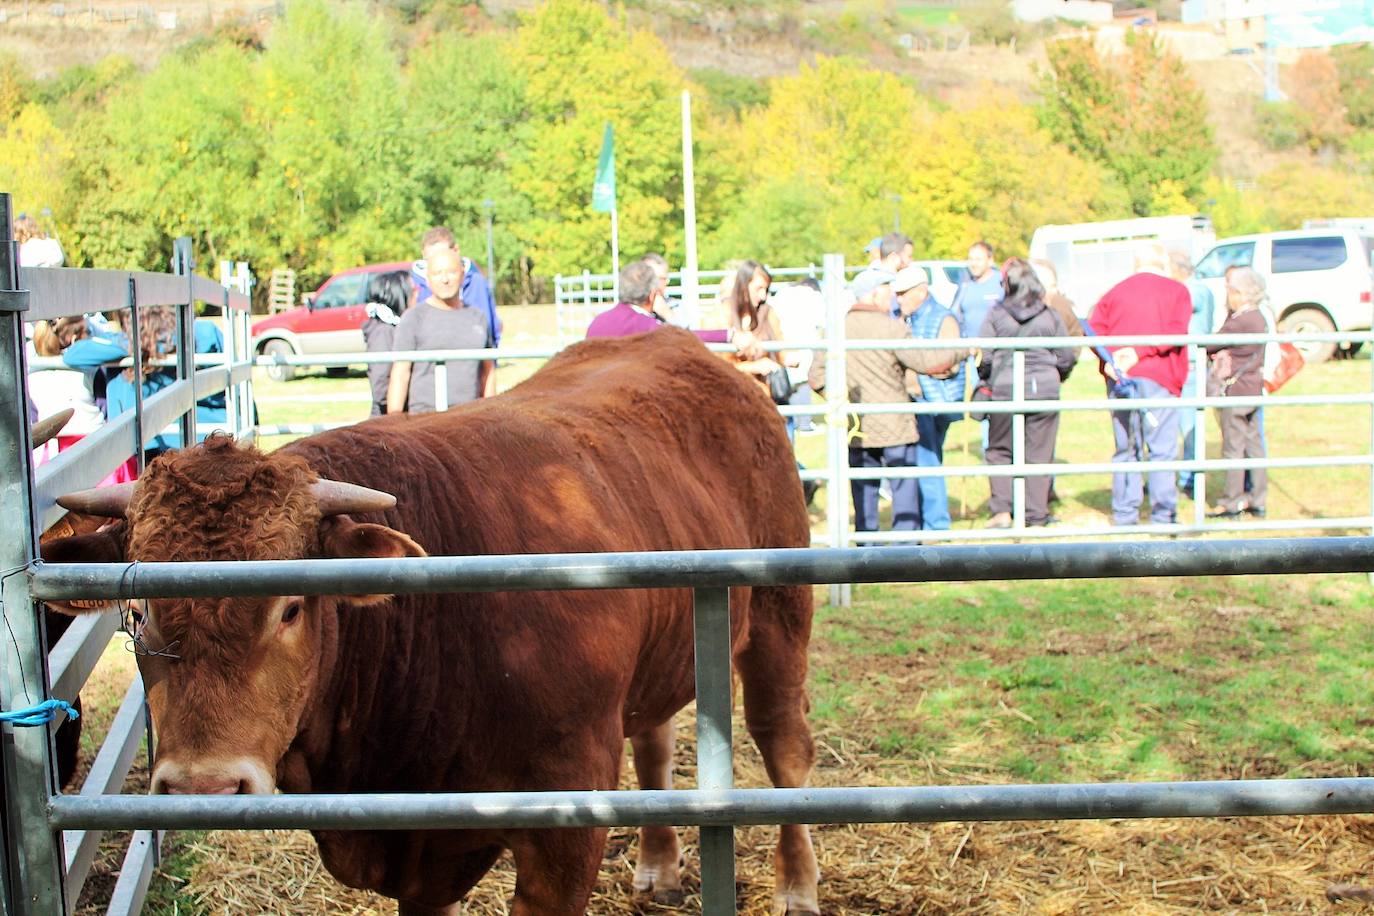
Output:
[151, 759, 273, 795]
[158, 776, 244, 795]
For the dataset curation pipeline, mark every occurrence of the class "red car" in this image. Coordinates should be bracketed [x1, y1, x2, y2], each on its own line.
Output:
[252, 262, 411, 381]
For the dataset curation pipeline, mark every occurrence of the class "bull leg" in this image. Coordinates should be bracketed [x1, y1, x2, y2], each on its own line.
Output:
[736, 584, 820, 916]
[508, 826, 605, 916]
[630, 716, 684, 903]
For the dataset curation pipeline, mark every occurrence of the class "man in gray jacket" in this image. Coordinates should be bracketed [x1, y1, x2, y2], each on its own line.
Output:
[811, 268, 969, 541]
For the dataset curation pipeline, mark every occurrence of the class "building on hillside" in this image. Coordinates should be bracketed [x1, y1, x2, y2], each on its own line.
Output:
[1012, 0, 1113, 23]
[1183, 0, 1374, 48]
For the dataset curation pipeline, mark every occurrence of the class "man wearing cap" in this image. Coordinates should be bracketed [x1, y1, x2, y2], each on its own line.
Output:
[809, 268, 970, 541]
[895, 265, 964, 531]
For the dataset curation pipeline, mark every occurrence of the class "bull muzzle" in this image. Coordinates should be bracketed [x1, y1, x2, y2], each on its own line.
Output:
[151, 757, 275, 796]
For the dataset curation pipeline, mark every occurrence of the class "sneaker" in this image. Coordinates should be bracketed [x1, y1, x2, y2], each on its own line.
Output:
[985, 512, 1012, 529]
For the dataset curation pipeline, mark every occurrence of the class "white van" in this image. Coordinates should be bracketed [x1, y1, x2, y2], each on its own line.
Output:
[1030, 215, 1215, 317]
[1193, 230, 1374, 362]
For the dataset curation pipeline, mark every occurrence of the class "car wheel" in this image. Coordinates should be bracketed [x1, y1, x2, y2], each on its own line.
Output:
[1279, 308, 1336, 364]
[263, 340, 296, 382]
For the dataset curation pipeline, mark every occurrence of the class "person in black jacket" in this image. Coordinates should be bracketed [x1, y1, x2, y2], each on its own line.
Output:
[977, 258, 1078, 528]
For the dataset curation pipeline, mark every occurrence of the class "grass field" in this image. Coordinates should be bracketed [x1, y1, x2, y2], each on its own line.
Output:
[66, 307, 1374, 913]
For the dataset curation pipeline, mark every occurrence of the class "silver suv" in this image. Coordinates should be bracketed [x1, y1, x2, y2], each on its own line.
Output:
[1194, 230, 1374, 362]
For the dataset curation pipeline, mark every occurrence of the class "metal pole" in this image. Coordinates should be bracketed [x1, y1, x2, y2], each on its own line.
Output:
[47, 777, 1374, 831]
[1011, 349, 1025, 529]
[127, 279, 144, 475]
[1194, 343, 1207, 527]
[482, 199, 496, 299]
[0, 191, 67, 915]
[681, 91, 700, 329]
[610, 208, 620, 302]
[223, 288, 238, 441]
[434, 362, 448, 413]
[693, 587, 734, 914]
[821, 253, 850, 607]
[172, 237, 195, 448]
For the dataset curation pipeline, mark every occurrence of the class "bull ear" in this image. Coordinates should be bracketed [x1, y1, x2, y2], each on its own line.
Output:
[318, 516, 427, 608]
[39, 523, 127, 616]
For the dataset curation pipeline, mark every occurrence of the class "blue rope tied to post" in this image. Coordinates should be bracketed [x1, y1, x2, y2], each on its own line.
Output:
[0, 699, 79, 727]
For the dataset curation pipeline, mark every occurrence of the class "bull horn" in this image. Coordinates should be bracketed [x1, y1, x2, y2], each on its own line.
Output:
[32, 408, 75, 450]
[57, 483, 137, 518]
[312, 479, 396, 516]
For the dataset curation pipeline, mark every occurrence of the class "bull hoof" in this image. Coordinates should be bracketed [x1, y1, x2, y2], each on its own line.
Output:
[652, 888, 686, 906]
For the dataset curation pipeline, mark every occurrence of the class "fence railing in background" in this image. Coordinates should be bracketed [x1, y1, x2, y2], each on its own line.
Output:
[0, 191, 253, 916]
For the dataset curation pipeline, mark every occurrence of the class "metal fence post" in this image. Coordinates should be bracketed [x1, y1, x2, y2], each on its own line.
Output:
[0, 192, 67, 915]
[127, 278, 145, 475]
[1193, 343, 1207, 528]
[693, 586, 734, 914]
[223, 288, 238, 441]
[1011, 349, 1026, 529]
[434, 362, 448, 413]
[821, 253, 850, 607]
[172, 237, 196, 449]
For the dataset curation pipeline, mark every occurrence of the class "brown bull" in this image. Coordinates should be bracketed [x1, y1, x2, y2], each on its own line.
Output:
[43, 328, 820, 915]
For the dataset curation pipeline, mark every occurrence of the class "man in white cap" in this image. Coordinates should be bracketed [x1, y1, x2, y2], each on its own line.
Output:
[894, 265, 964, 531]
[810, 268, 970, 542]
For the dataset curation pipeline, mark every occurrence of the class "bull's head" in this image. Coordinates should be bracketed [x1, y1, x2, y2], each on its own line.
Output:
[41, 437, 427, 795]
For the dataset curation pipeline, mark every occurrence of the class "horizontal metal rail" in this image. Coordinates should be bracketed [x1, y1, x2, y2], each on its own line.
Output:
[824, 515, 1374, 544]
[19, 267, 248, 321]
[48, 778, 1374, 831]
[28, 537, 1374, 600]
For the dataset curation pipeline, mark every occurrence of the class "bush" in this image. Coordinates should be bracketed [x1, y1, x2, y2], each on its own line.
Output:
[690, 68, 770, 117]
[1255, 100, 1301, 151]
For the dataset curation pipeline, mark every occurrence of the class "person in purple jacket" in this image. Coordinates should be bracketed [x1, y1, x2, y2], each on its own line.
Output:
[586, 260, 760, 357]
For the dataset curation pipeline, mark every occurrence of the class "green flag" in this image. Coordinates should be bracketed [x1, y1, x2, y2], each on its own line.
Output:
[592, 122, 616, 213]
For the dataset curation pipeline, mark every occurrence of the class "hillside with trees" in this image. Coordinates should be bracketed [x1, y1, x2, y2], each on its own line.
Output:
[0, 0, 1370, 301]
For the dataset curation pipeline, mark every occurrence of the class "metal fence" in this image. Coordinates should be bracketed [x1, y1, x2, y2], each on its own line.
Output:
[0, 195, 253, 915]
[5, 227, 1374, 915]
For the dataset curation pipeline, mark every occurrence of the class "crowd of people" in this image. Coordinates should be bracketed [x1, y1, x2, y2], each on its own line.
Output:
[584, 234, 1286, 537]
[23, 212, 1285, 530]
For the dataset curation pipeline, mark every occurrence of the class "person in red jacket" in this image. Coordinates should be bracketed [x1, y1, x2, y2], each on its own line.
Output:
[1088, 243, 1193, 526]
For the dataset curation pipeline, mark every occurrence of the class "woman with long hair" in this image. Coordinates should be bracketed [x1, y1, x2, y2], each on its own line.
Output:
[977, 257, 1077, 528]
[722, 260, 786, 382]
[362, 270, 412, 416]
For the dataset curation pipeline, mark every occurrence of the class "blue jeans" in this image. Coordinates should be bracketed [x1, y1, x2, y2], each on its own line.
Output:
[1110, 378, 1180, 525]
[914, 413, 953, 530]
[850, 443, 919, 537]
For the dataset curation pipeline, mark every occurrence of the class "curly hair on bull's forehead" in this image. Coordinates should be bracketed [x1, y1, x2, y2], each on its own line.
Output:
[128, 435, 324, 562]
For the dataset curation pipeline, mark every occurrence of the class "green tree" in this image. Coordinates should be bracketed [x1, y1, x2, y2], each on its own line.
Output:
[0, 104, 74, 229]
[1332, 42, 1374, 129]
[1038, 33, 1215, 216]
[406, 34, 532, 282]
[705, 56, 930, 262]
[510, 0, 687, 276]
[910, 102, 1129, 257]
[255, 0, 423, 281]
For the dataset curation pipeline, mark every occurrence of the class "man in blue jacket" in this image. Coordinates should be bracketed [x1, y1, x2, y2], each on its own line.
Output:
[410, 225, 501, 347]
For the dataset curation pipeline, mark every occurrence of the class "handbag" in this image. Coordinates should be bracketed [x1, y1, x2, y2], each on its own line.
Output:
[1263, 342, 1304, 393]
[766, 365, 794, 405]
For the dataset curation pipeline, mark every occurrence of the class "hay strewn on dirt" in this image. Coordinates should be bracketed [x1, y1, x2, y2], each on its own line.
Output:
[166, 712, 1374, 914]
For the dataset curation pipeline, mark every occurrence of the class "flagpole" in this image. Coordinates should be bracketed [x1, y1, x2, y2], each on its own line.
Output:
[681, 90, 699, 328]
[611, 206, 620, 299]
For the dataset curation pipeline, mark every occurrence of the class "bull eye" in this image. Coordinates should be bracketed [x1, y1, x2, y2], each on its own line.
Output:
[281, 601, 302, 625]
